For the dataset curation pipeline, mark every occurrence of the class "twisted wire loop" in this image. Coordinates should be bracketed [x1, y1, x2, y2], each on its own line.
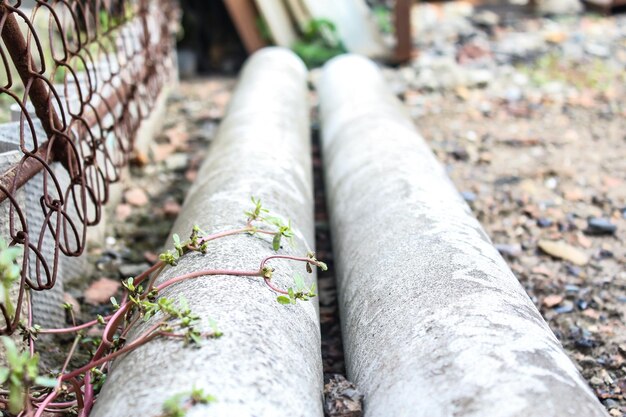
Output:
[0, 0, 178, 334]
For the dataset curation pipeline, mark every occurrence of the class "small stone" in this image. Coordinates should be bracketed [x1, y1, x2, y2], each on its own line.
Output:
[324, 375, 363, 417]
[165, 126, 189, 148]
[185, 169, 198, 182]
[119, 263, 151, 278]
[471, 10, 499, 27]
[543, 294, 564, 308]
[537, 218, 553, 228]
[532, 266, 552, 277]
[585, 217, 617, 236]
[450, 148, 469, 161]
[152, 143, 176, 162]
[124, 187, 149, 207]
[576, 233, 592, 249]
[461, 191, 476, 203]
[544, 177, 558, 190]
[590, 376, 604, 386]
[564, 284, 580, 294]
[563, 188, 584, 201]
[165, 153, 189, 171]
[575, 337, 597, 349]
[554, 300, 574, 314]
[538, 240, 589, 265]
[566, 265, 582, 277]
[495, 243, 522, 258]
[544, 31, 567, 44]
[84, 278, 121, 305]
[163, 200, 182, 217]
[598, 249, 613, 259]
[115, 204, 133, 221]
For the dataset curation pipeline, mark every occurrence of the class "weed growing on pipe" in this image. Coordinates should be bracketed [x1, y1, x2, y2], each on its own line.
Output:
[0, 197, 325, 416]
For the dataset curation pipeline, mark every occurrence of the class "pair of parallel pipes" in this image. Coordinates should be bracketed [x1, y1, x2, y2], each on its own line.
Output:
[92, 49, 608, 417]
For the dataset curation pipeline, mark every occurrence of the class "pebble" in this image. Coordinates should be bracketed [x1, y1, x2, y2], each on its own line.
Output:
[461, 191, 476, 203]
[165, 153, 189, 171]
[538, 240, 589, 266]
[84, 278, 121, 305]
[324, 375, 363, 417]
[585, 217, 617, 236]
[495, 243, 522, 258]
[543, 294, 564, 308]
[566, 265, 582, 277]
[554, 300, 574, 314]
[590, 376, 604, 386]
[537, 218, 553, 228]
[119, 263, 152, 278]
[124, 187, 149, 207]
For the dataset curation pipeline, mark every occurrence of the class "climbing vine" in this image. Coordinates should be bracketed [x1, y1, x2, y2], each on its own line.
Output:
[0, 197, 325, 416]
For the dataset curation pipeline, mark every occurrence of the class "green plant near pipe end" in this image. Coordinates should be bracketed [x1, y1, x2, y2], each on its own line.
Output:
[292, 18, 347, 68]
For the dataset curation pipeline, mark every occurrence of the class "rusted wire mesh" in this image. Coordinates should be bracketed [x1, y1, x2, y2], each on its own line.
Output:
[0, 0, 178, 334]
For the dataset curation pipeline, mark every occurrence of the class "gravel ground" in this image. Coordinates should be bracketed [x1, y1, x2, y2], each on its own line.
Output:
[399, 3, 626, 415]
[67, 4, 626, 416]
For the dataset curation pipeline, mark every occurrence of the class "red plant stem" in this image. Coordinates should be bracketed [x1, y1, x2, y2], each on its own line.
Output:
[66, 378, 84, 410]
[63, 322, 163, 380]
[119, 313, 141, 339]
[263, 278, 289, 295]
[131, 261, 166, 286]
[155, 269, 263, 291]
[34, 390, 59, 417]
[144, 263, 166, 293]
[38, 315, 111, 334]
[91, 303, 131, 360]
[259, 254, 313, 268]
[79, 372, 94, 417]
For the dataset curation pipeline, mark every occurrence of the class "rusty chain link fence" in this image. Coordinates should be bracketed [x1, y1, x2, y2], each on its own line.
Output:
[0, 0, 178, 334]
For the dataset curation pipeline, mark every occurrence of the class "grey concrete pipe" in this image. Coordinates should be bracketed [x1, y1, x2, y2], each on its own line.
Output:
[92, 48, 322, 417]
[319, 54, 608, 417]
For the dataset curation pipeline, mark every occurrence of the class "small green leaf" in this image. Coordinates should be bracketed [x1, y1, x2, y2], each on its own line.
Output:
[0, 367, 9, 384]
[276, 296, 291, 305]
[2, 336, 19, 364]
[272, 233, 282, 251]
[293, 274, 305, 291]
[35, 376, 58, 387]
[8, 380, 24, 414]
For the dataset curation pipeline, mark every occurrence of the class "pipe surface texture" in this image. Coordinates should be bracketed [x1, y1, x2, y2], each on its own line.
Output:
[92, 48, 322, 417]
[319, 54, 608, 417]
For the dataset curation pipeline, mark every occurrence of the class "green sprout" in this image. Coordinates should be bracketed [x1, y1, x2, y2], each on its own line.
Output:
[277, 273, 317, 305]
[0, 337, 57, 414]
[161, 386, 216, 417]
